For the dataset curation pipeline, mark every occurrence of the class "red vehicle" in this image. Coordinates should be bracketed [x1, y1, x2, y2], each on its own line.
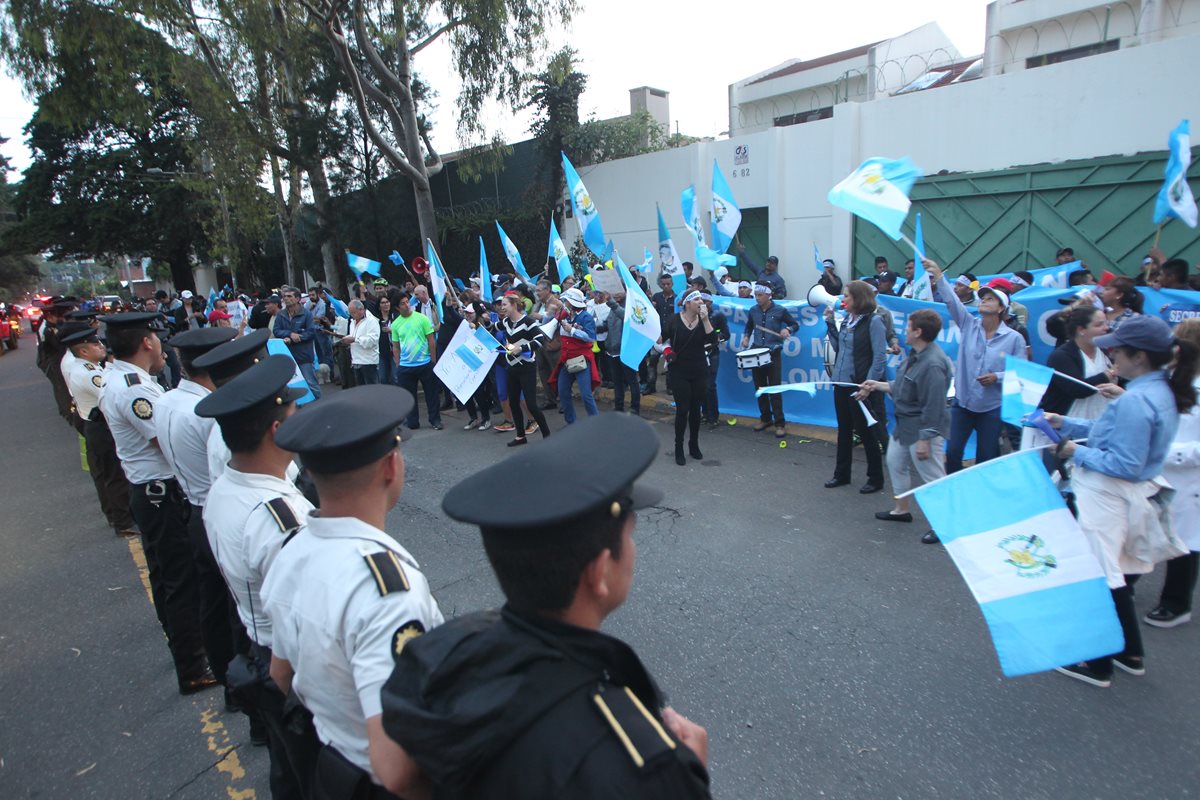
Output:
[0, 304, 22, 353]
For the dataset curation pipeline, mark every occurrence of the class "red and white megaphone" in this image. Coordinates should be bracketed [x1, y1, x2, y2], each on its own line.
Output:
[806, 283, 843, 309]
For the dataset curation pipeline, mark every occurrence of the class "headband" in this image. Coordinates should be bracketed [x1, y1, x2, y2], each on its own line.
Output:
[737, 280, 752, 290]
[752, 284, 773, 296]
[682, 290, 703, 305]
[1009, 275, 1030, 289]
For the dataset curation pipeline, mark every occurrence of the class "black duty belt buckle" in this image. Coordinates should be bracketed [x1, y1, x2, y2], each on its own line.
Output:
[146, 480, 167, 505]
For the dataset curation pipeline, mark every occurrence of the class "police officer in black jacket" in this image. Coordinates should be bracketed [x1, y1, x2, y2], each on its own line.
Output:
[381, 414, 711, 799]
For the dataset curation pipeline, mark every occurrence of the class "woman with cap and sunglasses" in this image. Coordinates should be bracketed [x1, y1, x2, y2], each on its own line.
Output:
[1043, 315, 1198, 687]
[663, 290, 717, 465]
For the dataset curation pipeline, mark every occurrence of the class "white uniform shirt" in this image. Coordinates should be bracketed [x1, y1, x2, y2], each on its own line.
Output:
[348, 313, 381, 366]
[99, 360, 173, 484]
[65, 357, 106, 420]
[155, 381, 214, 505]
[208, 423, 299, 484]
[205, 468, 314, 648]
[60, 348, 77, 380]
[261, 514, 444, 774]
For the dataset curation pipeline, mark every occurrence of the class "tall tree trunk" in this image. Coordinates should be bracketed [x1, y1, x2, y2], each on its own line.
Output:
[395, 34, 438, 247]
[269, 152, 299, 289]
[288, 161, 305, 285]
[307, 160, 343, 291]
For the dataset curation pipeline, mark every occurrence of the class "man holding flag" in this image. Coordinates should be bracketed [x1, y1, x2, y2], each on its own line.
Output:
[737, 245, 787, 299]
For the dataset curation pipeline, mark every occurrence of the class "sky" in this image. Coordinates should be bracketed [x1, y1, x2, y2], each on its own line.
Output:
[0, 0, 990, 175]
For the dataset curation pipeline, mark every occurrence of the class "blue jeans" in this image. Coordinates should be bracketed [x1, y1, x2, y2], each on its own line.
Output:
[946, 403, 1001, 473]
[314, 329, 334, 367]
[379, 354, 394, 386]
[352, 364, 379, 385]
[558, 366, 599, 424]
[396, 362, 440, 427]
[297, 361, 322, 400]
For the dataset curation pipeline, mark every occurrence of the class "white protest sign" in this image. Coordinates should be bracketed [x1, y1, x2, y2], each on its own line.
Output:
[588, 266, 623, 295]
[433, 320, 501, 404]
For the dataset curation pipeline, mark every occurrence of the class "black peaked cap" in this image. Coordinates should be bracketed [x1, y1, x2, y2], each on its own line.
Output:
[195, 355, 307, 419]
[99, 312, 166, 331]
[274, 384, 416, 474]
[56, 321, 94, 340]
[191, 329, 270, 383]
[442, 414, 663, 529]
[170, 327, 238, 355]
[60, 327, 101, 345]
[67, 309, 103, 320]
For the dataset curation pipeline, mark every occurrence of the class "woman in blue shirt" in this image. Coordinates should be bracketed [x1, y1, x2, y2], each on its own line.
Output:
[1044, 315, 1198, 688]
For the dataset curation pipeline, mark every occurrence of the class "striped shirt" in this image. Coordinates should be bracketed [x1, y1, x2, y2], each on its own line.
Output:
[501, 315, 545, 366]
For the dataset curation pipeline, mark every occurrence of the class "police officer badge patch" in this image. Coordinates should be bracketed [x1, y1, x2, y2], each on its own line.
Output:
[392, 621, 425, 662]
[91, 375, 103, 388]
[132, 398, 153, 420]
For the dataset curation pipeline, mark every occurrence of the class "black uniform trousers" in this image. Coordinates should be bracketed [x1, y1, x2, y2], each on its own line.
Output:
[314, 744, 400, 800]
[83, 410, 135, 532]
[128, 479, 208, 683]
[187, 504, 239, 687]
[751, 351, 784, 423]
[832, 386, 883, 485]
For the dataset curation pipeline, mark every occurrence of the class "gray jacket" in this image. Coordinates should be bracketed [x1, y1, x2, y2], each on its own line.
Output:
[890, 343, 954, 446]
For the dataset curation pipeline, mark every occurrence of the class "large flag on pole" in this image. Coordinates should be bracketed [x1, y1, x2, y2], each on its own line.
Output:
[562, 152, 607, 258]
[615, 249, 661, 372]
[908, 212, 933, 300]
[548, 219, 574, 284]
[478, 236, 493, 304]
[1154, 119, 1198, 228]
[495, 221, 532, 284]
[656, 204, 686, 295]
[680, 184, 706, 247]
[347, 251, 382, 278]
[1000, 355, 1055, 427]
[710, 160, 742, 254]
[828, 156, 923, 240]
[325, 293, 349, 319]
[424, 238, 449, 311]
[913, 450, 1124, 677]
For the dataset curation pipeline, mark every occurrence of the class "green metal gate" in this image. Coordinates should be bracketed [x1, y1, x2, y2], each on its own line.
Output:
[852, 150, 1200, 278]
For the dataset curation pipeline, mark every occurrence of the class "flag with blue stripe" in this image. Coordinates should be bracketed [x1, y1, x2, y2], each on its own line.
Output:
[562, 152, 607, 257]
[424, 239, 448, 311]
[710, 159, 741, 254]
[1001, 355, 1054, 427]
[265, 339, 316, 406]
[828, 156, 923, 240]
[914, 450, 1124, 677]
[680, 184, 706, 247]
[812, 243, 823, 274]
[548, 219, 573, 284]
[494, 221, 532, 284]
[388, 250, 405, 267]
[655, 204, 686, 295]
[208, 286, 220, 307]
[478, 237, 492, 304]
[347, 251, 382, 278]
[1155, 119, 1198, 228]
[616, 256, 661, 372]
[326, 294, 349, 319]
[908, 212, 933, 300]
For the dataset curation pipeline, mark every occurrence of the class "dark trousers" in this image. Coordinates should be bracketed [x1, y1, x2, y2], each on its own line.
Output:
[128, 480, 207, 682]
[314, 745, 401, 800]
[507, 362, 550, 438]
[187, 505, 238, 686]
[608, 353, 641, 413]
[832, 386, 883, 484]
[671, 372, 705, 447]
[248, 644, 321, 800]
[1157, 551, 1200, 614]
[396, 362, 440, 427]
[464, 376, 493, 423]
[83, 411, 134, 531]
[535, 345, 560, 406]
[751, 351, 784, 424]
[946, 403, 1002, 473]
[379, 349, 394, 386]
[702, 350, 720, 422]
[1086, 578, 1144, 678]
[352, 364, 379, 385]
[645, 349, 663, 393]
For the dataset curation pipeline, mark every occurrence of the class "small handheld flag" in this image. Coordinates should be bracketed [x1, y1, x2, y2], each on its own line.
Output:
[813, 244, 824, 274]
[425, 239, 449, 311]
[1000, 355, 1054, 427]
[615, 256, 661, 372]
[562, 153, 607, 257]
[347, 252, 382, 278]
[710, 160, 741, 254]
[828, 156, 923, 241]
[1154, 119, 1198, 228]
[325, 294, 349, 319]
[495, 221, 532, 284]
[681, 185, 706, 247]
[547, 219, 574, 284]
[388, 250, 405, 267]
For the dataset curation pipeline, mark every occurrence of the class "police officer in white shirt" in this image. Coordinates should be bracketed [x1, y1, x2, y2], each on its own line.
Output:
[98, 312, 216, 694]
[262, 385, 443, 799]
[198, 355, 320, 799]
[192, 330, 272, 481]
[156, 327, 241, 693]
[61, 326, 136, 537]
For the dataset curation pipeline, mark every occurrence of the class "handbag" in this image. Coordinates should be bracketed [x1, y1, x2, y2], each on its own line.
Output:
[566, 355, 588, 374]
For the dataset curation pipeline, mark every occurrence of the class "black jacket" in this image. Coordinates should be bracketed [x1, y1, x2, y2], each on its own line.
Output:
[1039, 340, 1108, 415]
[381, 607, 711, 800]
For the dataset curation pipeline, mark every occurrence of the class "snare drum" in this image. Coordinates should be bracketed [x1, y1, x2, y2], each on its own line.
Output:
[736, 347, 772, 370]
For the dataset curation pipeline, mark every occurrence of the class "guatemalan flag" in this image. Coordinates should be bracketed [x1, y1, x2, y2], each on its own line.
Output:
[562, 152, 607, 258]
[914, 450, 1124, 677]
[495, 221, 532, 284]
[1000, 355, 1054, 427]
[680, 184, 706, 247]
[908, 212, 933, 300]
[1154, 119, 1198, 228]
[656, 204, 685, 295]
[828, 156, 923, 240]
[710, 159, 742, 254]
[616, 253, 661, 372]
[325, 293, 349, 319]
[347, 251, 382, 278]
[478, 237, 492, 304]
[266, 339, 316, 406]
[424, 239, 449, 311]
[548, 219, 574, 284]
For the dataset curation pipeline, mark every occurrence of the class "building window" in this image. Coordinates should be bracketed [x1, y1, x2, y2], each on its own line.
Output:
[774, 107, 833, 127]
[1026, 39, 1118, 69]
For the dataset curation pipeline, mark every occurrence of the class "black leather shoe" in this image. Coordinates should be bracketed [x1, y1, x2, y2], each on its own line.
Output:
[921, 530, 940, 544]
[179, 670, 220, 696]
[874, 511, 912, 523]
[859, 483, 882, 494]
[689, 442, 703, 460]
[824, 478, 849, 488]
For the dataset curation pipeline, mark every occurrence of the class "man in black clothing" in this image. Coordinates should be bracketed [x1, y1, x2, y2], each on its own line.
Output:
[382, 414, 711, 799]
[644, 274, 676, 394]
[701, 293, 728, 426]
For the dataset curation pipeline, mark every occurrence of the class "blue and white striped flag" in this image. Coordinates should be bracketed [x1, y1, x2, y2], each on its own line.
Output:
[828, 156, 923, 240]
[813, 243, 824, 274]
[347, 251, 382, 278]
[562, 152, 607, 258]
[681, 184, 706, 247]
[326, 294, 349, 319]
[1155, 119, 1198, 228]
[616, 255, 661, 372]
[913, 450, 1124, 677]
[710, 160, 741, 254]
[424, 239, 449, 311]
[478, 237, 492, 304]
[547, 219, 573, 284]
[495, 221, 532, 284]
[656, 204, 686, 295]
[908, 212, 933, 300]
[1000, 355, 1054, 427]
[265, 339, 316, 406]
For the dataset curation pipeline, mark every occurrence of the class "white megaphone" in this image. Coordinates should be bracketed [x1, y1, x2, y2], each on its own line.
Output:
[806, 283, 842, 309]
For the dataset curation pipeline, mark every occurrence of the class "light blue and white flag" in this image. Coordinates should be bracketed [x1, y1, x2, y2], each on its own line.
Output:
[710, 160, 742, 254]
[547, 219, 574, 284]
[1155, 119, 1198, 228]
[424, 238, 449, 311]
[616, 255, 661, 372]
[639, 248, 654, 274]
[656, 204, 686, 295]
[908, 212, 933, 300]
[680, 184, 706, 247]
[562, 152, 607, 257]
[828, 156, 923, 240]
[388, 250, 405, 267]
[913, 449, 1124, 677]
[494, 221, 532, 284]
[813, 243, 824, 274]
[1000, 355, 1055, 427]
[325, 293, 349, 319]
[478, 237, 493, 304]
[265, 339, 316, 406]
[347, 251, 382, 278]
[208, 286, 220, 307]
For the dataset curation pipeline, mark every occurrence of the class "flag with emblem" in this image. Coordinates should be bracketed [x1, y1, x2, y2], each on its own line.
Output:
[562, 152, 607, 258]
[615, 253, 661, 372]
[494, 221, 532, 285]
[1155, 119, 1198, 228]
[828, 156, 923, 240]
[424, 239, 449, 311]
[478, 236, 492, 304]
[680, 184, 706, 247]
[912, 449, 1124, 677]
[548, 218, 574, 284]
[710, 159, 741, 254]
[656, 204, 686, 295]
[1000, 355, 1054, 427]
[347, 251, 382, 278]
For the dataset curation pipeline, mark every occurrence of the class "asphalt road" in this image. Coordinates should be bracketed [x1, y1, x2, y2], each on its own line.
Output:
[1, 337, 1198, 799]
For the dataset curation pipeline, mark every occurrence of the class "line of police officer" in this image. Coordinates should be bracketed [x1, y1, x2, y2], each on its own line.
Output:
[47, 307, 712, 799]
